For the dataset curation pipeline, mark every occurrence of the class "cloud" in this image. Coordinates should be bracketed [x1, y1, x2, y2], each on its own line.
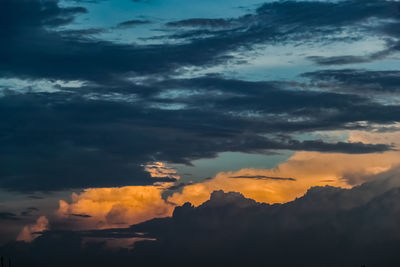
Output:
[70, 214, 92, 218]
[2, 0, 400, 264]
[55, 186, 174, 230]
[230, 175, 296, 181]
[27, 196, 44, 200]
[166, 18, 232, 28]
[2, 0, 400, 83]
[144, 162, 181, 181]
[27, 129, 399, 235]
[0, 212, 20, 221]
[116, 19, 151, 28]
[18, 128, 395, 241]
[20, 207, 39, 217]
[304, 69, 400, 93]
[0, 0, 399, 195]
[17, 216, 49, 242]
[4, 168, 400, 266]
[167, 129, 400, 205]
[1, 84, 397, 192]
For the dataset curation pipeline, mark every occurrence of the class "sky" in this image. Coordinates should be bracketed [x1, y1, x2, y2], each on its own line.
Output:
[1, 0, 400, 266]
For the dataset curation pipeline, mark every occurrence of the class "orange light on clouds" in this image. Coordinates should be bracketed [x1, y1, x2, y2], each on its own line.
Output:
[50, 129, 400, 232]
[17, 216, 49, 242]
[56, 186, 175, 230]
[169, 129, 400, 205]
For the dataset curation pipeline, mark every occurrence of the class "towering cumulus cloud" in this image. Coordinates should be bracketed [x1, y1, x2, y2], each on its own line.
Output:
[56, 186, 174, 229]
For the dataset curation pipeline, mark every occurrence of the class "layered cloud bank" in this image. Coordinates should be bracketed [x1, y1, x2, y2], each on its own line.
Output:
[3, 169, 400, 267]
[56, 186, 174, 230]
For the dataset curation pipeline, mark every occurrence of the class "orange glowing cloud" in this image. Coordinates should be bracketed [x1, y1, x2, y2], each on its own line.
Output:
[144, 161, 180, 180]
[56, 162, 180, 230]
[54, 129, 400, 232]
[168, 129, 400, 205]
[17, 216, 49, 242]
[56, 186, 174, 230]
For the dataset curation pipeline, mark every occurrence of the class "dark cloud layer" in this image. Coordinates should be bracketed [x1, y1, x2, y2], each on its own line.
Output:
[230, 175, 296, 181]
[304, 69, 400, 93]
[1, 0, 400, 81]
[1, 0, 400, 192]
[20, 207, 39, 217]
[0, 212, 20, 221]
[166, 18, 232, 28]
[116, 19, 151, 28]
[0, 88, 395, 191]
[3, 170, 400, 266]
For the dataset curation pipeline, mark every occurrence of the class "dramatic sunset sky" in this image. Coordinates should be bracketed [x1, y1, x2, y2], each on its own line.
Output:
[1, 0, 400, 266]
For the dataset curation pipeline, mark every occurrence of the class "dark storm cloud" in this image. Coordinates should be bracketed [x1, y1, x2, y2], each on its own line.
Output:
[0, 212, 20, 221]
[0, 0, 219, 81]
[165, 182, 193, 191]
[0, 0, 87, 30]
[309, 55, 376, 66]
[230, 175, 296, 181]
[255, 0, 400, 28]
[280, 140, 394, 154]
[57, 28, 106, 37]
[307, 47, 395, 66]
[0, 73, 398, 191]
[0, 93, 152, 191]
[146, 76, 400, 127]
[1, 87, 397, 192]
[27, 196, 44, 200]
[4, 170, 400, 266]
[166, 0, 400, 58]
[1, 0, 400, 192]
[2, 0, 400, 82]
[20, 207, 39, 217]
[304, 69, 400, 93]
[166, 18, 232, 28]
[70, 214, 92, 218]
[116, 19, 151, 28]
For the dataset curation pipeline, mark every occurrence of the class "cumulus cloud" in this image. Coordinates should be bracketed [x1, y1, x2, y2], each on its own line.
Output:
[56, 186, 174, 230]
[164, 128, 400, 205]
[17, 216, 49, 242]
